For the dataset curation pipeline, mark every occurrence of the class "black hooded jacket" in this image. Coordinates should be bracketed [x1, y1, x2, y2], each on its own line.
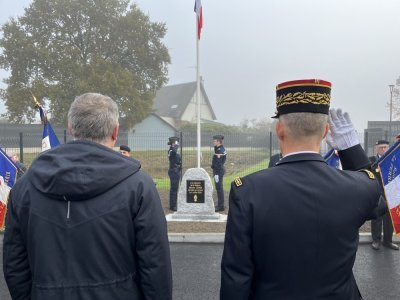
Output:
[3, 140, 172, 300]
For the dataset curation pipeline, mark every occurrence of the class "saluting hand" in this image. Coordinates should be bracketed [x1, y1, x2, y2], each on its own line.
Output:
[326, 108, 359, 150]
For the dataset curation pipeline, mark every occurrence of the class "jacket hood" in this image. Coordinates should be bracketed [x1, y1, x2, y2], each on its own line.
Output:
[28, 140, 141, 201]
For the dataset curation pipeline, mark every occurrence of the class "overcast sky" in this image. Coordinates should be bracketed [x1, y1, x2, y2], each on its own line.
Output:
[2, 0, 400, 131]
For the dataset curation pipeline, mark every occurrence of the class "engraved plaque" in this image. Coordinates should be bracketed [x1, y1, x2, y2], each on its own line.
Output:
[186, 180, 205, 203]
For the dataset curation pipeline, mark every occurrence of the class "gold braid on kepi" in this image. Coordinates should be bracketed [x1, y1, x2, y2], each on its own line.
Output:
[272, 79, 331, 118]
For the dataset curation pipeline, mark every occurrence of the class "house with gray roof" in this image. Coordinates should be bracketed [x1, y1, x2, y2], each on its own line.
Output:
[152, 81, 216, 127]
[128, 81, 216, 150]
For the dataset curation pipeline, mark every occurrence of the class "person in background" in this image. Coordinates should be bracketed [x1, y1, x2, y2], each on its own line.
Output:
[3, 93, 172, 300]
[211, 135, 227, 212]
[369, 140, 399, 250]
[10, 153, 27, 179]
[119, 144, 131, 157]
[168, 136, 181, 211]
[220, 79, 387, 300]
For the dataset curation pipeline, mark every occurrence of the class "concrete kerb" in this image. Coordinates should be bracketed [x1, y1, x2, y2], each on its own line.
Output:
[168, 233, 225, 243]
[168, 232, 400, 244]
[0, 232, 398, 245]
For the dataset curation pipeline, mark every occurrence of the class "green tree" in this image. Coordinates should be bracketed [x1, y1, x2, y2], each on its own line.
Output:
[0, 0, 170, 128]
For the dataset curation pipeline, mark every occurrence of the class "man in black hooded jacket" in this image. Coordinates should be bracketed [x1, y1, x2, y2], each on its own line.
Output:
[3, 93, 172, 300]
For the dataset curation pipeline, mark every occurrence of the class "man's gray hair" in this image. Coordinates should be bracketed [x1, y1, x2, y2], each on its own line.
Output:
[68, 93, 119, 143]
[279, 112, 328, 138]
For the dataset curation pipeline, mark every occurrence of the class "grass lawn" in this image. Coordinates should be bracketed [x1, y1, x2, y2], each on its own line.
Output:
[223, 159, 268, 190]
[155, 159, 269, 190]
[17, 148, 270, 191]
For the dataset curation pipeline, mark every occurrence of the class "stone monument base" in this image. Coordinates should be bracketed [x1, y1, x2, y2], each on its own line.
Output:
[168, 167, 223, 222]
[166, 213, 227, 222]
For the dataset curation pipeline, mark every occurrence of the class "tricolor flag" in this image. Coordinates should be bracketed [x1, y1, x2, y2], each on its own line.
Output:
[194, 0, 203, 39]
[376, 141, 400, 234]
[32, 94, 60, 151]
[324, 148, 341, 169]
[0, 148, 17, 230]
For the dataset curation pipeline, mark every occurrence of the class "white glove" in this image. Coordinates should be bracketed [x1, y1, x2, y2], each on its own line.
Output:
[325, 131, 338, 150]
[327, 108, 359, 150]
[214, 175, 219, 183]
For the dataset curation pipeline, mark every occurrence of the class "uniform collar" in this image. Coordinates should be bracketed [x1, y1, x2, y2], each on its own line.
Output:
[276, 152, 325, 166]
[283, 151, 319, 158]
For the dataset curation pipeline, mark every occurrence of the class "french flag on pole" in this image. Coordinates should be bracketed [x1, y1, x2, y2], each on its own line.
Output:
[0, 148, 17, 230]
[38, 106, 60, 151]
[194, 0, 203, 39]
[376, 141, 400, 234]
[32, 94, 60, 151]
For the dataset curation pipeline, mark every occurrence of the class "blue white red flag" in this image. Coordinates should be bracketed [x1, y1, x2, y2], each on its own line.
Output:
[376, 141, 400, 234]
[38, 106, 60, 151]
[32, 94, 60, 151]
[194, 0, 203, 39]
[324, 148, 341, 169]
[0, 148, 17, 229]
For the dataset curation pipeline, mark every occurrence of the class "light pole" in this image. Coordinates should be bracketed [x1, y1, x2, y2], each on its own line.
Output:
[389, 84, 395, 139]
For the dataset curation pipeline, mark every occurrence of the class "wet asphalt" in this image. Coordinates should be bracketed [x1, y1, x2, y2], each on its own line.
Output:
[0, 241, 399, 300]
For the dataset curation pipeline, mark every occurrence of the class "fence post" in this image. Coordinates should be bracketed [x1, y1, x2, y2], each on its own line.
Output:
[269, 131, 272, 160]
[180, 131, 183, 181]
[19, 132, 24, 163]
[64, 129, 67, 143]
[364, 130, 369, 157]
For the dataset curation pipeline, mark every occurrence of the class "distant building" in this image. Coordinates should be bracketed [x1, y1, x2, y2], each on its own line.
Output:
[364, 120, 400, 155]
[152, 81, 216, 127]
[129, 81, 217, 150]
[129, 113, 178, 150]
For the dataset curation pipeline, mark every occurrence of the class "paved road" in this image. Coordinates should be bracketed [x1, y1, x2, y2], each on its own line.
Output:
[0, 241, 399, 299]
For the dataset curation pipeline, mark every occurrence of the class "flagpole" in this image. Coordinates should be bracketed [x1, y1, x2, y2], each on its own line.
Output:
[196, 14, 201, 168]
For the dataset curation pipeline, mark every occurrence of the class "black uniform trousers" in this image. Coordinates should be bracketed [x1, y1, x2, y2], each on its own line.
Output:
[168, 169, 180, 209]
[369, 155, 394, 243]
[214, 174, 224, 209]
[371, 211, 394, 243]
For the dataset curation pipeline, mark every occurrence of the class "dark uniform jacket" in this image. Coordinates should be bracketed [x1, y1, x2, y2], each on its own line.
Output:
[211, 145, 227, 175]
[168, 144, 181, 172]
[368, 155, 384, 188]
[221, 145, 386, 300]
[14, 161, 27, 180]
[3, 141, 172, 300]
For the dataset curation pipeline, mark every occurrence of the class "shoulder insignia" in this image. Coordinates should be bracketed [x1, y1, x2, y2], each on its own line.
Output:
[360, 169, 375, 180]
[234, 177, 243, 187]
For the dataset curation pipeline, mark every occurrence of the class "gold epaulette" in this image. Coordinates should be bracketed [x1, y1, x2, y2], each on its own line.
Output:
[359, 169, 375, 180]
[234, 177, 243, 187]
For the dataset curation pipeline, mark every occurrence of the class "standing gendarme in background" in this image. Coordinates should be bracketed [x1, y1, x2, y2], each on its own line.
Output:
[10, 154, 27, 180]
[119, 144, 131, 157]
[168, 136, 181, 211]
[211, 134, 227, 212]
[369, 139, 399, 251]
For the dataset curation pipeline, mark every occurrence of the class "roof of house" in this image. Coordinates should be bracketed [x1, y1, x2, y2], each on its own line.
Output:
[150, 113, 177, 130]
[152, 81, 217, 120]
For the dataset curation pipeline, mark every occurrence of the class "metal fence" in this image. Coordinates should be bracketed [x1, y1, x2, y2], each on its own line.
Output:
[0, 130, 390, 186]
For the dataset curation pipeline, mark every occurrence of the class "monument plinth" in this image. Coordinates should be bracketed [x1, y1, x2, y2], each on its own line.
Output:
[167, 168, 226, 222]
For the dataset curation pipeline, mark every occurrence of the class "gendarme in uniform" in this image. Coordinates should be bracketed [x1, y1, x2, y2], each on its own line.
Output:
[220, 79, 386, 300]
[369, 140, 399, 250]
[211, 134, 227, 212]
[168, 136, 181, 211]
